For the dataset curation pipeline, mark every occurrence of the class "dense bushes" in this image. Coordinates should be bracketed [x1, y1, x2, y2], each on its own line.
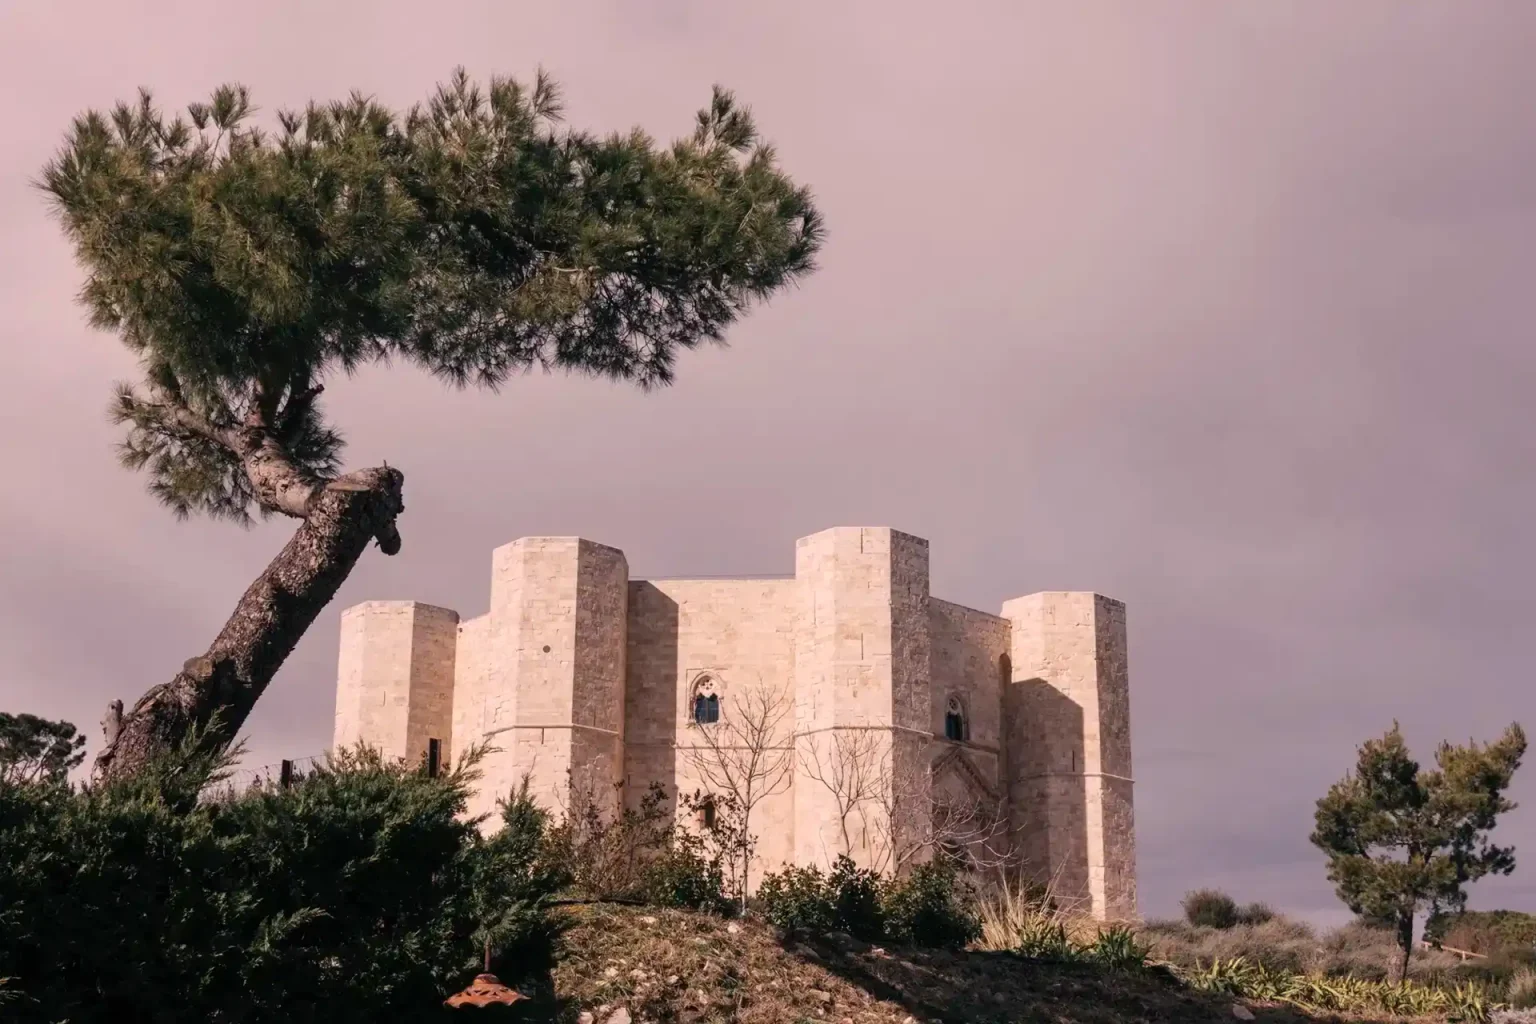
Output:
[1182, 889, 1240, 929]
[827, 855, 886, 940]
[0, 744, 566, 1022]
[1141, 913, 1472, 981]
[757, 863, 846, 935]
[1429, 910, 1536, 957]
[1180, 888, 1275, 930]
[755, 856, 979, 950]
[881, 860, 982, 948]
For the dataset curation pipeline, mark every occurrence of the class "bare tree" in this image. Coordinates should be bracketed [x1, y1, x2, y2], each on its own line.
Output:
[918, 779, 1017, 882]
[800, 728, 1016, 880]
[680, 681, 794, 909]
[797, 728, 886, 857]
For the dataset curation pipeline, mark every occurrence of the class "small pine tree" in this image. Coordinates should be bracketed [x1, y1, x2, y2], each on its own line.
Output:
[1310, 721, 1526, 983]
[41, 69, 822, 783]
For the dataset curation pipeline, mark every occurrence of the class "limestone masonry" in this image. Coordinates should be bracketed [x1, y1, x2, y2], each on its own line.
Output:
[333, 527, 1136, 920]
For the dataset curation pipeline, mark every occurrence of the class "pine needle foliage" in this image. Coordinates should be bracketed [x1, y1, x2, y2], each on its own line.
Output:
[40, 69, 823, 523]
[0, 738, 570, 1021]
[1311, 721, 1527, 981]
[0, 713, 86, 786]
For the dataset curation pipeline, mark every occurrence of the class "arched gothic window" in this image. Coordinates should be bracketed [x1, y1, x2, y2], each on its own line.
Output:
[691, 676, 721, 725]
[944, 696, 966, 742]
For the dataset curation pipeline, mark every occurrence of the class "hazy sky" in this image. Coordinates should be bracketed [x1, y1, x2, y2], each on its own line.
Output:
[3, 1, 1533, 925]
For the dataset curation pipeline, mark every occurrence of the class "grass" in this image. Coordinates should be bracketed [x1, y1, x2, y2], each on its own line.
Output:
[1137, 916, 1469, 981]
[968, 879, 1516, 1022]
[1507, 968, 1536, 1009]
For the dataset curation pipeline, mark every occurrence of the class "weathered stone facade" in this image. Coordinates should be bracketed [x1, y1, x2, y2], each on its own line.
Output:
[333, 526, 1137, 920]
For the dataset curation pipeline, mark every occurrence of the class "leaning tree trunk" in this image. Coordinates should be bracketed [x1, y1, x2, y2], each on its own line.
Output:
[92, 466, 404, 785]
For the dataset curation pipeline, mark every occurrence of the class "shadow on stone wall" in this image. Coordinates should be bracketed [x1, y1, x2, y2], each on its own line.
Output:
[1005, 676, 1091, 910]
[623, 583, 680, 818]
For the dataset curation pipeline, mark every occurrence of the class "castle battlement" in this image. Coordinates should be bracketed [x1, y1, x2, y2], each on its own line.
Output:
[333, 526, 1137, 920]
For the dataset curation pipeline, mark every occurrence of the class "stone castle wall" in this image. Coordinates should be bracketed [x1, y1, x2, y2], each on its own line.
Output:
[333, 526, 1138, 920]
[625, 577, 798, 885]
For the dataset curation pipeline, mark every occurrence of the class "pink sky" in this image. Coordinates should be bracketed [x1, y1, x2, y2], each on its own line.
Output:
[2, 1, 1534, 924]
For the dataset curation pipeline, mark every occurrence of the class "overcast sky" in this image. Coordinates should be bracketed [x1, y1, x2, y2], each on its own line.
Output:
[3, 1, 1533, 925]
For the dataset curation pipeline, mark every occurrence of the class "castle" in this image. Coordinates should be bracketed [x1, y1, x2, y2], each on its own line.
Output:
[333, 526, 1137, 920]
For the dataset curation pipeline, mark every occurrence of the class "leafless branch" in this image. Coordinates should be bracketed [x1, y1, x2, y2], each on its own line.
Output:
[800, 728, 1018, 880]
[798, 728, 886, 856]
[680, 681, 794, 907]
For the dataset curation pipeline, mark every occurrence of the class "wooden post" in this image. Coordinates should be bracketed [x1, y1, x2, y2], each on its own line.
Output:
[427, 738, 442, 779]
[279, 759, 294, 789]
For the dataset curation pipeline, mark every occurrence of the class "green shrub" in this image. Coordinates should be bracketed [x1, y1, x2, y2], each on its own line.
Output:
[880, 860, 980, 950]
[828, 855, 885, 941]
[0, 742, 566, 1022]
[757, 856, 975, 949]
[756, 864, 837, 934]
[1015, 917, 1084, 960]
[1182, 888, 1240, 929]
[638, 834, 730, 914]
[542, 780, 674, 902]
[1090, 925, 1152, 971]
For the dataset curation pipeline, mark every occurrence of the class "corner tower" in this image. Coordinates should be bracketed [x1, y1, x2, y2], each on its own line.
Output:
[334, 601, 459, 766]
[470, 537, 628, 823]
[1001, 592, 1135, 920]
[792, 527, 932, 871]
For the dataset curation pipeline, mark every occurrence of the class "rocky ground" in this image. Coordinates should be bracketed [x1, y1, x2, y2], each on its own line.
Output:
[523, 905, 1422, 1024]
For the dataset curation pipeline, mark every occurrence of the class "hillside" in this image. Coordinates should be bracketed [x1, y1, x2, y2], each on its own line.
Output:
[533, 905, 1386, 1024]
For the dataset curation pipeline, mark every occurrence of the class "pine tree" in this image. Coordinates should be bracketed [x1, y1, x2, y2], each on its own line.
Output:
[40, 69, 823, 782]
[0, 713, 86, 786]
[1310, 721, 1526, 982]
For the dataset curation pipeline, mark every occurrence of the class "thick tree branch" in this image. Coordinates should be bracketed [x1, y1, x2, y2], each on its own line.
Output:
[123, 387, 325, 519]
[125, 392, 239, 449]
[238, 435, 326, 519]
[229, 376, 330, 519]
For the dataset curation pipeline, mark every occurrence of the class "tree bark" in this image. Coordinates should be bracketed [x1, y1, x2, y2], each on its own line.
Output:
[91, 465, 405, 785]
[1395, 911, 1414, 986]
